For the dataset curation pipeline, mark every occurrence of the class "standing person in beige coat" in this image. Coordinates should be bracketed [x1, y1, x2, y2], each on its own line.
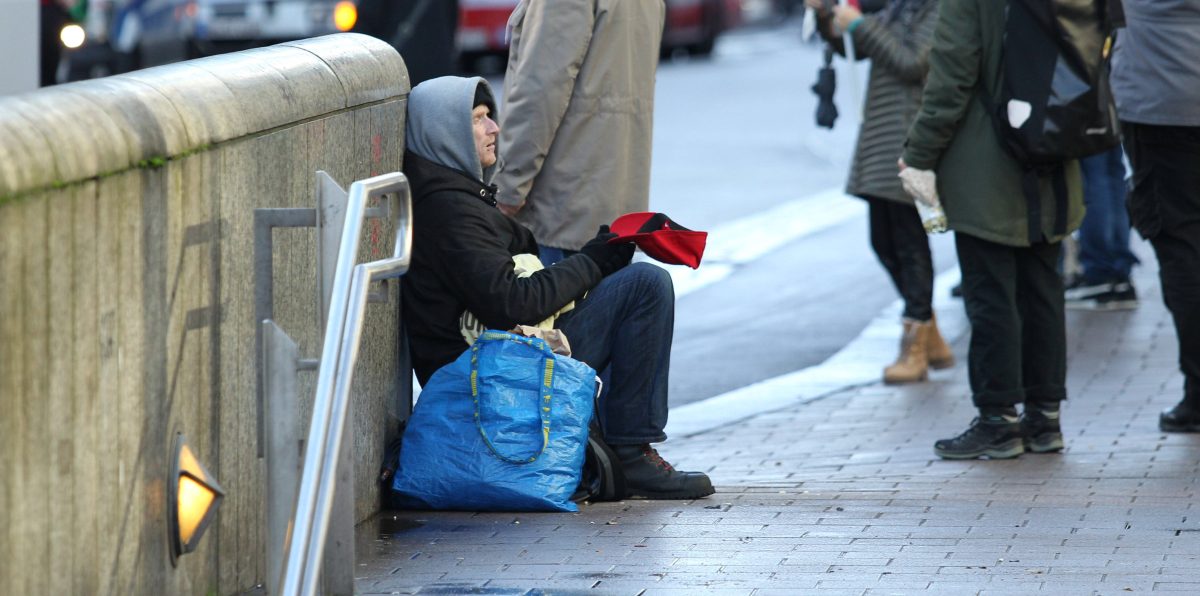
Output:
[494, 0, 666, 265]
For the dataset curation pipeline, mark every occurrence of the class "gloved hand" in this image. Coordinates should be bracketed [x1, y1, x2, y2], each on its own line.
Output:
[579, 225, 634, 277]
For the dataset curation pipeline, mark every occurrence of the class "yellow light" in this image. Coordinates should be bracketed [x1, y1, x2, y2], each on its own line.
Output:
[60, 24, 86, 49]
[333, 1, 357, 32]
[169, 434, 224, 564]
[177, 475, 217, 545]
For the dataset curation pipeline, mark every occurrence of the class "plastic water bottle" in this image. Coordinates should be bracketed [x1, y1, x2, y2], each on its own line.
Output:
[915, 200, 948, 234]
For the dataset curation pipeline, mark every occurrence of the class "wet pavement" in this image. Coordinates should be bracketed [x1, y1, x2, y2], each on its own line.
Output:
[354, 250, 1200, 594]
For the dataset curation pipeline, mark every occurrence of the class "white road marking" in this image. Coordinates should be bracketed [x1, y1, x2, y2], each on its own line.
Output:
[665, 266, 965, 439]
[659, 187, 866, 297]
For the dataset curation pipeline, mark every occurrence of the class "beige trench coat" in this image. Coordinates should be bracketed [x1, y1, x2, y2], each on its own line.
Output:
[495, 0, 665, 251]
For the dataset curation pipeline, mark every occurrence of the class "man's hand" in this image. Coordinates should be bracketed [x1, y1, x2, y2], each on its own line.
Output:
[579, 225, 634, 278]
[898, 157, 907, 172]
[497, 202, 522, 217]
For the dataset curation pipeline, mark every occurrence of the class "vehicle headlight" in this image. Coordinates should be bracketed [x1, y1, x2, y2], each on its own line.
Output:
[333, 1, 357, 31]
[60, 24, 86, 49]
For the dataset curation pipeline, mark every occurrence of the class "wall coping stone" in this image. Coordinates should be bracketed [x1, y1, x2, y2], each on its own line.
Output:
[0, 33, 408, 198]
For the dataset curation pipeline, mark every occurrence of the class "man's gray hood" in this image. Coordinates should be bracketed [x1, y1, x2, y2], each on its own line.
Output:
[405, 76, 499, 184]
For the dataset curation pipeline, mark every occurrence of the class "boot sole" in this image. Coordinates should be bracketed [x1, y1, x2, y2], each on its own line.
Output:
[883, 372, 928, 385]
[1160, 420, 1200, 433]
[934, 438, 1025, 460]
[625, 486, 716, 500]
[1065, 299, 1139, 311]
[1023, 433, 1064, 453]
[928, 357, 955, 370]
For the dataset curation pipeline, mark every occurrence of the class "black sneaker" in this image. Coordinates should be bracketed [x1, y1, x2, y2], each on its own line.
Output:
[1020, 408, 1064, 453]
[934, 416, 1024, 459]
[1160, 400, 1200, 433]
[1065, 280, 1138, 311]
[614, 444, 715, 500]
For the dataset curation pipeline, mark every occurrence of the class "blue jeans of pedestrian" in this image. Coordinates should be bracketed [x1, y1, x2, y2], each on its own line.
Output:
[1078, 146, 1139, 283]
[555, 262, 673, 445]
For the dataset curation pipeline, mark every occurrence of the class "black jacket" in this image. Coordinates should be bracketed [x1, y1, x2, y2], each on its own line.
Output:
[401, 151, 602, 384]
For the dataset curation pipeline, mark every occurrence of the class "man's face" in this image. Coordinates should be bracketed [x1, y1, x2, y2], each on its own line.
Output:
[473, 104, 499, 168]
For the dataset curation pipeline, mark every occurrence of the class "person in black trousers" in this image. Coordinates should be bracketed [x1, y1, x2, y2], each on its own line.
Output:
[1110, 0, 1200, 432]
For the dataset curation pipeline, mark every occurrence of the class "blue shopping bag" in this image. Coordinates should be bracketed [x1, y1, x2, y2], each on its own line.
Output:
[392, 330, 597, 512]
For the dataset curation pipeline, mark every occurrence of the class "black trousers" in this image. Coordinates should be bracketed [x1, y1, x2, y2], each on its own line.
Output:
[867, 197, 934, 321]
[1123, 123, 1200, 404]
[956, 232, 1067, 408]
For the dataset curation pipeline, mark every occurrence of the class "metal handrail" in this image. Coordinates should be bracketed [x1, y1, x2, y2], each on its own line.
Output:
[279, 172, 412, 596]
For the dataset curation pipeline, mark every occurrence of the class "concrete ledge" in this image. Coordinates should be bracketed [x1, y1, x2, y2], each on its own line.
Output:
[0, 33, 407, 198]
[283, 33, 411, 106]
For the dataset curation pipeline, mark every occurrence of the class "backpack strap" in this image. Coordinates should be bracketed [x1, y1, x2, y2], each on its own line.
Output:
[1052, 165, 1069, 237]
[1020, 164, 1071, 244]
[1020, 169, 1042, 244]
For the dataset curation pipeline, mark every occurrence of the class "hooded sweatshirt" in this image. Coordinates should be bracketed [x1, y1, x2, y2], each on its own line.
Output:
[406, 76, 500, 185]
[401, 77, 602, 384]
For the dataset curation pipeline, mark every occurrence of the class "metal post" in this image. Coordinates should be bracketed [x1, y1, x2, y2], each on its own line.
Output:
[254, 208, 317, 457]
[263, 320, 302, 593]
[316, 171, 349, 328]
[318, 170, 391, 326]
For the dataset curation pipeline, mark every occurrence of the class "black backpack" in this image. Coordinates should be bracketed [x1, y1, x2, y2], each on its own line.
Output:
[571, 390, 626, 504]
[982, 0, 1121, 241]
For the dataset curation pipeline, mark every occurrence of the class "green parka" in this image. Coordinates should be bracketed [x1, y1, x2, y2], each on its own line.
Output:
[902, 0, 1084, 247]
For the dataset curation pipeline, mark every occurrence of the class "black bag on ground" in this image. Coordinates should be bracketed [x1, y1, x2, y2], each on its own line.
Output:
[981, 0, 1121, 241]
[572, 384, 626, 503]
[572, 417, 626, 503]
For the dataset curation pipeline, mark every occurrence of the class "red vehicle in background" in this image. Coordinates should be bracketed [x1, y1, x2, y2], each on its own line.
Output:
[661, 0, 744, 56]
[458, 0, 743, 67]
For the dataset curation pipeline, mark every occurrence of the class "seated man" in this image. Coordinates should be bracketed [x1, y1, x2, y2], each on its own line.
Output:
[400, 75, 714, 500]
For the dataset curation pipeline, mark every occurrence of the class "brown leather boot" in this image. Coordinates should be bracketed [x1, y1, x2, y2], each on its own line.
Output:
[926, 312, 955, 370]
[884, 319, 929, 384]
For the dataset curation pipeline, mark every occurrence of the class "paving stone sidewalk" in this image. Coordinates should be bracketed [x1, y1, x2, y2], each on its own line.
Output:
[355, 258, 1200, 595]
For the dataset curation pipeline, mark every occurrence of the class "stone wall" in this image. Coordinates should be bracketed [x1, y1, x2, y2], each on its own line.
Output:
[0, 33, 408, 595]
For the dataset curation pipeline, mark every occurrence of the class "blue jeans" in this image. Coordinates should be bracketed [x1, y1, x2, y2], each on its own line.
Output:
[1078, 146, 1139, 284]
[555, 263, 673, 445]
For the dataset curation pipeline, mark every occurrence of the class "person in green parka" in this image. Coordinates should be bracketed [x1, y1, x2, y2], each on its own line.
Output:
[901, 0, 1084, 460]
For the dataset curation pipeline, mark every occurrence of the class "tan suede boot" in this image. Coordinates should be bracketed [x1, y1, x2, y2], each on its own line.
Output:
[884, 319, 930, 384]
[926, 312, 956, 370]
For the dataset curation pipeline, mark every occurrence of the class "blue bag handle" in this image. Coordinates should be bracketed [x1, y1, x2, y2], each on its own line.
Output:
[470, 331, 555, 465]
